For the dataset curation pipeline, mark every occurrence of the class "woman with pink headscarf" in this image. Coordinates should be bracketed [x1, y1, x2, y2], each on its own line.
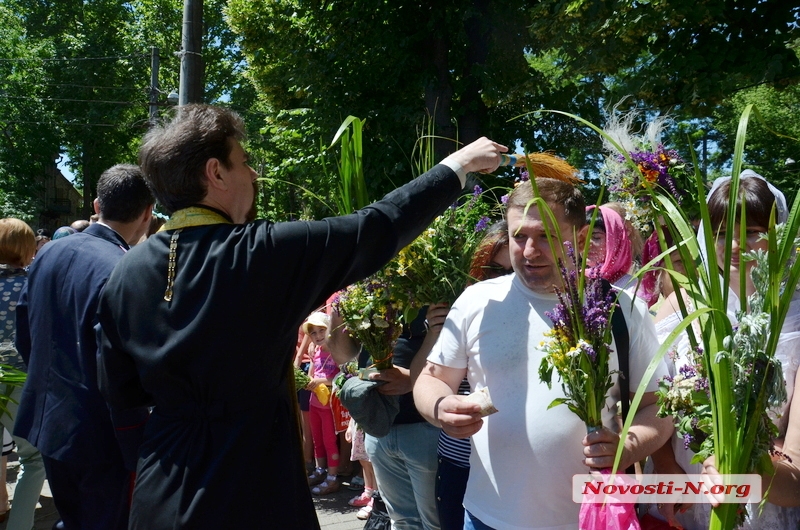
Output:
[584, 204, 641, 298]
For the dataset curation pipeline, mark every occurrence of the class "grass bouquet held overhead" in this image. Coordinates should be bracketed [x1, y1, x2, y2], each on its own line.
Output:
[649, 106, 800, 530]
[333, 271, 405, 374]
[387, 184, 501, 308]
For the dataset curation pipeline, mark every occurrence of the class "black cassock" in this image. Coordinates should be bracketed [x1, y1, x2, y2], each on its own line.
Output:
[96, 164, 462, 529]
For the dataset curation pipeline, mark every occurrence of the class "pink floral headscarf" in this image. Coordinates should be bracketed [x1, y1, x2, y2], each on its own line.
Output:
[585, 205, 633, 284]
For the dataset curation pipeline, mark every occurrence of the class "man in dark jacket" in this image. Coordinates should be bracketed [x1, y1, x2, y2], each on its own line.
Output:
[15, 164, 154, 530]
[95, 104, 506, 529]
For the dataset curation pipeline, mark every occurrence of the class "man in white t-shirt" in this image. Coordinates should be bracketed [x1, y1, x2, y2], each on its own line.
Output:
[414, 177, 673, 530]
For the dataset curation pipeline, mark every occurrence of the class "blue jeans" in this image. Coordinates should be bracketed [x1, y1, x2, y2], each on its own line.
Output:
[463, 510, 495, 530]
[365, 422, 441, 530]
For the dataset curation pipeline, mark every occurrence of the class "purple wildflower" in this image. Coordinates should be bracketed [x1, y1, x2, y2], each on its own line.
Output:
[474, 216, 490, 233]
[500, 194, 509, 205]
[581, 342, 597, 362]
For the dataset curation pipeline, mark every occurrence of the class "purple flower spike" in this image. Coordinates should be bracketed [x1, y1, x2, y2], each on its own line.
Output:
[475, 216, 490, 232]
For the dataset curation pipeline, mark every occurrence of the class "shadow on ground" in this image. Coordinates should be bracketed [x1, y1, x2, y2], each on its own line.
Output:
[1, 455, 368, 530]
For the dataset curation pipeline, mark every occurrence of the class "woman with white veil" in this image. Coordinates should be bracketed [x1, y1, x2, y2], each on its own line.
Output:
[647, 171, 800, 530]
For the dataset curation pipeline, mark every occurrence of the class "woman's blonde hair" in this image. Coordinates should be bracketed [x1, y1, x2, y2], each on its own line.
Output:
[0, 218, 36, 267]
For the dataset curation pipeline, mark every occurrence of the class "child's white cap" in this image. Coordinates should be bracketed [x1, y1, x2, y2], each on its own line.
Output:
[302, 311, 330, 335]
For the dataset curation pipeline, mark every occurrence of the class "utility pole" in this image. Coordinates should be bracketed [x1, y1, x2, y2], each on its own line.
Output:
[178, 0, 204, 105]
[149, 47, 160, 125]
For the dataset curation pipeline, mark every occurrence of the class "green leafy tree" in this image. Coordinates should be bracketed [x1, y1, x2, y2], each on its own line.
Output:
[4, 0, 153, 218]
[527, 0, 800, 113]
[709, 82, 800, 199]
[0, 5, 60, 223]
[226, 0, 555, 207]
[0, 0, 260, 221]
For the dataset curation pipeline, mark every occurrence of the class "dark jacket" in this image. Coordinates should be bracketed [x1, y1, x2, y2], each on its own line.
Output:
[15, 222, 148, 467]
[96, 164, 463, 529]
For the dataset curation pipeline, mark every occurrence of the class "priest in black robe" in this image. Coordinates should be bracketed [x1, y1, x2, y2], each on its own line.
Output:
[95, 104, 506, 529]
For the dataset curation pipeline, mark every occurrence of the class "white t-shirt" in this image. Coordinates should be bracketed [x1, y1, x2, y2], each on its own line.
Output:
[428, 273, 666, 530]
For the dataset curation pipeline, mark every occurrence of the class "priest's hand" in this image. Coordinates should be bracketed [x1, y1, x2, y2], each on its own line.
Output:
[442, 137, 508, 175]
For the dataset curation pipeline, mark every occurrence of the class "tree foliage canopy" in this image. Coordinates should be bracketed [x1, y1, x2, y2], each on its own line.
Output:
[527, 0, 800, 112]
[1, 0, 798, 224]
[0, 0, 253, 223]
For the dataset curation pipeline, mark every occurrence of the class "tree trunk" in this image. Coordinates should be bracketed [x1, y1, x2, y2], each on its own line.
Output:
[459, 0, 490, 146]
[424, 31, 457, 161]
[424, 0, 491, 160]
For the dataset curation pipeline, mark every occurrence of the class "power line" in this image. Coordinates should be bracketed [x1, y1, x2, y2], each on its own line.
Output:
[0, 95, 139, 105]
[1, 121, 127, 128]
[0, 54, 148, 62]
[1, 81, 145, 91]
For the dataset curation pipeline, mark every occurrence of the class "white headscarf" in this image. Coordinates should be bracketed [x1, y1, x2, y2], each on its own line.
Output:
[705, 169, 788, 224]
[697, 169, 788, 314]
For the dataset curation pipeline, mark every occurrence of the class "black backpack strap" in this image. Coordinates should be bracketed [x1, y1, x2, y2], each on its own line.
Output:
[602, 280, 634, 474]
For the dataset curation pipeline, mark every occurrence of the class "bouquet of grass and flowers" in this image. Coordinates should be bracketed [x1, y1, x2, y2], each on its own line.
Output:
[656, 240, 789, 469]
[333, 274, 407, 436]
[333, 273, 404, 376]
[600, 112, 697, 235]
[538, 241, 618, 432]
[654, 220, 800, 529]
[387, 185, 500, 309]
[648, 106, 800, 530]
[293, 366, 311, 391]
[0, 342, 27, 420]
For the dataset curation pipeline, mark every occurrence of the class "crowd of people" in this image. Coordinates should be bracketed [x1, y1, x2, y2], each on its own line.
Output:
[0, 103, 798, 530]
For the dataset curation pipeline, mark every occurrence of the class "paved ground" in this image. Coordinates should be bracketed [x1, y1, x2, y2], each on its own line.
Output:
[0, 455, 369, 530]
[312, 475, 374, 530]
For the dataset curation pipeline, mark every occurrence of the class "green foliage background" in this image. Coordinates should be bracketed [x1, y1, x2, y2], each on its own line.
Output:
[0, 0, 798, 226]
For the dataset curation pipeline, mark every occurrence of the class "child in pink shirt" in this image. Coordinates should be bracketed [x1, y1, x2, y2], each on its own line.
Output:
[302, 312, 341, 495]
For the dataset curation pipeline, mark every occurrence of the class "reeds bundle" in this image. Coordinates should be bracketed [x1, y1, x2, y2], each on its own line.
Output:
[499, 152, 583, 184]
